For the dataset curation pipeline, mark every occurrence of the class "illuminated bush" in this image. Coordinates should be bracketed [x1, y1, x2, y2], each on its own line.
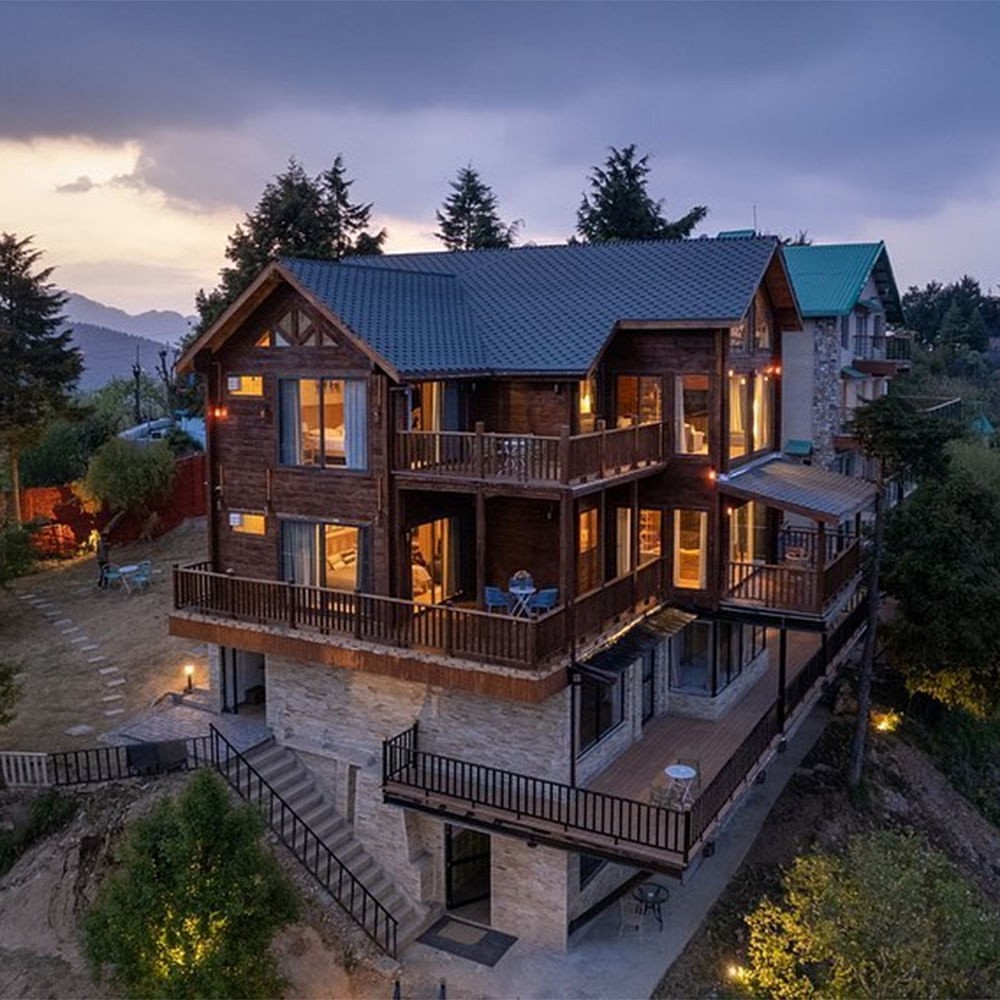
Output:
[739, 830, 1000, 999]
[84, 770, 299, 999]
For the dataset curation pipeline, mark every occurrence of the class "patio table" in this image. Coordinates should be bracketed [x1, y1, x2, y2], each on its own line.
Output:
[508, 583, 536, 618]
[631, 881, 670, 930]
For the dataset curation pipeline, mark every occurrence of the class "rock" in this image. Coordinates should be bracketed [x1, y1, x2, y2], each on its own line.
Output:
[880, 788, 910, 816]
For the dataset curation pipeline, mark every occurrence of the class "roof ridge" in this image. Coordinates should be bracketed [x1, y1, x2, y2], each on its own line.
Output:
[282, 256, 459, 282]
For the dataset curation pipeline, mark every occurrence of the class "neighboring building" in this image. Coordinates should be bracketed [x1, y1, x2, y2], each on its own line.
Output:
[782, 242, 909, 477]
[172, 237, 872, 953]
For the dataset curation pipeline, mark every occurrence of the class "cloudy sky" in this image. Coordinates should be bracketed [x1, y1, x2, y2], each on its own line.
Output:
[2, 1, 999, 314]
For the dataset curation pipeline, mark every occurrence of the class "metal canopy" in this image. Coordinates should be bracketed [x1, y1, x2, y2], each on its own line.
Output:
[576, 606, 697, 681]
[719, 459, 876, 524]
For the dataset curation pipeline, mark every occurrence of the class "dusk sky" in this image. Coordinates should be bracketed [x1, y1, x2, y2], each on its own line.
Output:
[2, 1, 999, 315]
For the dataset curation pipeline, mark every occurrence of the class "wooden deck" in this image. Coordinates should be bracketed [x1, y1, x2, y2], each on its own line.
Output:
[587, 629, 821, 801]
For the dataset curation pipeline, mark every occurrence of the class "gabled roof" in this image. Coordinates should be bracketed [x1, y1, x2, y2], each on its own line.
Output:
[783, 242, 903, 323]
[181, 237, 799, 379]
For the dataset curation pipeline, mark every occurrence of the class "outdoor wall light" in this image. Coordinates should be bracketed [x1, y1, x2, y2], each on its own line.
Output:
[184, 662, 194, 693]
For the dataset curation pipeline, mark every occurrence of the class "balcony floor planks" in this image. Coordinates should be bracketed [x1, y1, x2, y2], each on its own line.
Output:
[586, 630, 821, 803]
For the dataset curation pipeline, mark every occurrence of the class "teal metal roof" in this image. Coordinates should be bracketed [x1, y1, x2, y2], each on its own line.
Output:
[784, 243, 903, 323]
[281, 237, 787, 377]
[717, 229, 756, 239]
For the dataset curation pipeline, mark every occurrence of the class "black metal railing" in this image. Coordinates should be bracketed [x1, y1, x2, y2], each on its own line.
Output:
[210, 726, 398, 957]
[384, 724, 691, 860]
[48, 736, 212, 785]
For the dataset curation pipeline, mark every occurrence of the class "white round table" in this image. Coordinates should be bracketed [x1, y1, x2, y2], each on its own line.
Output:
[664, 764, 697, 806]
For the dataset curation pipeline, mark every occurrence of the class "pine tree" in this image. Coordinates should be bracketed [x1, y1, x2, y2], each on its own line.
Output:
[194, 156, 386, 334]
[435, 166, 520, 251]
[576, 144, 707, 243]
[0, 234, 82, 525]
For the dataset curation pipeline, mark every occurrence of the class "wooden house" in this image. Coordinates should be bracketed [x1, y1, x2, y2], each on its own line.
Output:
[172, 236, 873, 952]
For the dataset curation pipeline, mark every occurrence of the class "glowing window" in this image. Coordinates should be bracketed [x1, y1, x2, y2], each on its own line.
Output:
[229, 511, 266, 535]
[673, 510, 708, 589]
[227, 375, 263, 397]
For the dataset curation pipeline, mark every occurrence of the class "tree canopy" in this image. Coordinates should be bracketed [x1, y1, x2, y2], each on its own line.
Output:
[576, 144, 707, 243]
[882, 448, 1000, 716]
[436, 166, 519, 251]
[83, 438, 175, 517]
[0, 233, 82, 524]
[194, 156, 386, 334]
[85, 770, 299, 999]
[902, 275, 999, 351]
[739, 830, 1000, 999]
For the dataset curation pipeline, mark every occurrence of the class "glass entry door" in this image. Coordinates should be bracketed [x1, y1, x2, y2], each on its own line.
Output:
[445, 825, 491, 910]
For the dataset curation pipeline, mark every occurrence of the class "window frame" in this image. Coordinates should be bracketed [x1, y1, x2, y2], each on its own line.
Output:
[577, 672, 625, 754]
[675, 373, 710, 456]
[277, 375, 369, 472]
[227, 374, 264, 397]
[673, 509, 708, 590]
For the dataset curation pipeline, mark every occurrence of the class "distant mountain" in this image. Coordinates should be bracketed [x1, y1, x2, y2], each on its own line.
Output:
[69, 323, 176, 393]
[64, 292, 195, 343]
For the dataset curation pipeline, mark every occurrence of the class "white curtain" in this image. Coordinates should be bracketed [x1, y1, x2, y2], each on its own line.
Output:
[281, 521, 319, 586]
[343, 379, 368, 470]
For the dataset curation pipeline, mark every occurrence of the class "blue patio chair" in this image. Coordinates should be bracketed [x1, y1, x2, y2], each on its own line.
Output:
[125, 559, 152, 594]
[528, 587, 559, 615]
[484, 585, 511, 613]
[103, 565, 123, 589]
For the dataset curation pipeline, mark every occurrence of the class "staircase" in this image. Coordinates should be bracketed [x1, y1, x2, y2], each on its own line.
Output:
[238, 739, 426, 952]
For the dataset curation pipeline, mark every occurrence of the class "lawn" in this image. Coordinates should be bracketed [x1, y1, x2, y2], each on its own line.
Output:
[0, 517, 207, 752]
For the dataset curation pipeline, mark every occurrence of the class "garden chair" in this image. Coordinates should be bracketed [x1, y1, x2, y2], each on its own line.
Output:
[130, 559, 152, 591]
[103, 565, 123, 589]
[619, 896, 646, 937]
[484, 585, 511, 613]
[528, 587, 559, 616]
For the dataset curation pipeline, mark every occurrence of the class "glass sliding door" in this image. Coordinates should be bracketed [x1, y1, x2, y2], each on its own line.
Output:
[673, 510, 708, 589]
[577, 507, 600, 593]
[280, 520, 366, 591]
[675, 374, 709, 455]
[410, 516, 460, 604]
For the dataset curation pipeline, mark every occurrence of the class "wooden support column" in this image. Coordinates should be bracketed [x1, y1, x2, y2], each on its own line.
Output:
[476, 490, 486, 609]
[561, 493, 576, 655]
[778, 626, 788, 731]
[631, 479, 640, 599]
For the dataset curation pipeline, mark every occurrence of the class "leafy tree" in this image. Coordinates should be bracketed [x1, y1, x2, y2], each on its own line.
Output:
[0, 233, 82, 525]
[938, 298, 989, 354]
[19, 410, 118, 488]
[902, 275, 998, 349]
[194, 156, 386, 334]
[85, 770, 299, 999]
[0, 524, 35, 587]
[882, 460, 1000, 716]
[576, 144, 707, 243]
[844, 393, 960, 784]
[88, 373, 170, 433]
[83, 438, 175, 518]
[436, 166, 520, 250]
[740, 830, 1000, 999]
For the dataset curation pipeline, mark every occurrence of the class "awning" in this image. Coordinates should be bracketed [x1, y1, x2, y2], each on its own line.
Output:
[719, 458, 876, 524]
[576, 606, 697, 681]
[841, 366, 867, 380]
[856, 297, 882, 312]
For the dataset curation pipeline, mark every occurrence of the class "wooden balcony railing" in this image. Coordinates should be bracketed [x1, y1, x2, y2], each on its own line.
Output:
[173, 559, 668, 671]
[726, 536, 861, 616]
[393, 420, 666, 487]
[778, 527, 858, 566]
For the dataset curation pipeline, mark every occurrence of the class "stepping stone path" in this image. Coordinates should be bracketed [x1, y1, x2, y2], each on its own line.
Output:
[17, 593, 130, 724]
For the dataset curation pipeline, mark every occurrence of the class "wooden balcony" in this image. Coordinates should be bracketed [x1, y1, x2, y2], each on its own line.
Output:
[392, 420, 667, 491]
[724, 531, 862, 619]
[381, 601, 868, 871]
[172, 558, 667, 673]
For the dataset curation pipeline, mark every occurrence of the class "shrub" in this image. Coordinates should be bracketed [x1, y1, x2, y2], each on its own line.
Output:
[0, 524, 35, 586]
[0, 788, 76, 876]
[84, 770, 299, 999]
[739, 830, 1000, 999]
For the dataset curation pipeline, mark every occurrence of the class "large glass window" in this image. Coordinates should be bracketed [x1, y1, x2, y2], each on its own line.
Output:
[639, 509, 662, 565]
[728, 373, 750, 461]
[675, 374, 709, 455]
[616, 375, 661, 426]
[578, 673, 624, 752]
[280, 520, 367, 591]
[578, 507, 600, 593]
[671, 621, 712, 693]
[673, 510, 708, 589]
[577, 378, 597, 434]
[410, 517, 460, 605]
[753, 372, 774, 452]
[279, 378, 368, 471]
[615, 508, 632, 578]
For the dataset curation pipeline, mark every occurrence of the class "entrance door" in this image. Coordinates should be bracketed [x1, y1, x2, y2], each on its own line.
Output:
[445, 825, 491, 910]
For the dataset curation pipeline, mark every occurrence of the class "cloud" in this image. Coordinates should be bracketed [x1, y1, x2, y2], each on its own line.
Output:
[55, 175, 97, 194]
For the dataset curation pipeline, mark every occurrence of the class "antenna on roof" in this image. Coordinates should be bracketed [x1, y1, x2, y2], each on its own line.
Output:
[752, 204, 758, 234]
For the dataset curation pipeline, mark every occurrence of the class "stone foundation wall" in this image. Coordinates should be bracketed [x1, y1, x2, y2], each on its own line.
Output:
[491, 834, 569, 948]
[666, 647, 769, 721]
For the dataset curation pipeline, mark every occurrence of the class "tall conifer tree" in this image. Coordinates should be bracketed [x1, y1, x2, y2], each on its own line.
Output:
[576, 144, 707, 243]
[436, 166, 519, 251]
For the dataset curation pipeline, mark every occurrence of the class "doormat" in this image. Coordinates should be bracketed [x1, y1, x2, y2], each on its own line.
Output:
[416, 915, 517, 967]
